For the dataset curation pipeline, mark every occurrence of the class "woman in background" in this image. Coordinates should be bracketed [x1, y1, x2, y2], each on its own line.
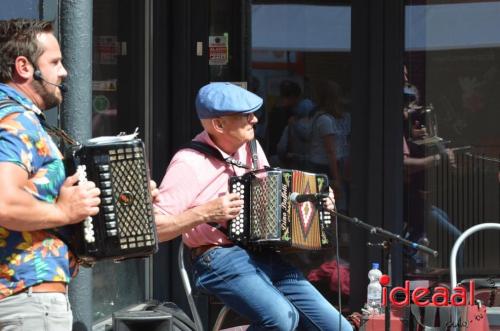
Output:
[309, 80, 351, 213]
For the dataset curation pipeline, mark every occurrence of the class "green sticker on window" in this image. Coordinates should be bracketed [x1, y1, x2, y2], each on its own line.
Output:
[93, 95, 110, 113]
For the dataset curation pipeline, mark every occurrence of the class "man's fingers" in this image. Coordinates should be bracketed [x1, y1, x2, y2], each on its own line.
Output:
[90, 196, 101, 206]
[88, 206, 100, 216]
[91, 187, 101, 197]
[227, 193, 242, 200]
[83, 180, 96, 190]
[149, 180, 157, 190]
[228, 208, 241, 218]
[229, 199, 244, 208]
[62, 173, 80, 187]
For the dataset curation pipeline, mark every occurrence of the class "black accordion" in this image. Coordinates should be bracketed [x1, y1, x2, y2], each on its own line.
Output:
[63, 137, 158, 264]
[228, 169, 334, 250]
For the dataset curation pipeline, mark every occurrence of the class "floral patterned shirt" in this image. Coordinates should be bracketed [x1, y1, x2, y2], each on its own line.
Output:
[0, 83, 74, 299]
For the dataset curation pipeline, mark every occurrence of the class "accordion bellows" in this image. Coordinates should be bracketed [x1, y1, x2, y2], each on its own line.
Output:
[229, 169, 334, 250]
[63, 138, 158, 264]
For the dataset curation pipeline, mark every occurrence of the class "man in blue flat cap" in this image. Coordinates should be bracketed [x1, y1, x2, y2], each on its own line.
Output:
[154, 82, 351, 331]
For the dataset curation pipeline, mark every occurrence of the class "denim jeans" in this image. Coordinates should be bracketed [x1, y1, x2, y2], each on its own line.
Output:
[429, 205, 462, 238]
[193, 245, 352, 331]
[0, 290, 72, 331]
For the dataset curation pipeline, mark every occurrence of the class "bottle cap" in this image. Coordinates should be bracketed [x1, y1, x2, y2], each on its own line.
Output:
[371, 262, 379, 269]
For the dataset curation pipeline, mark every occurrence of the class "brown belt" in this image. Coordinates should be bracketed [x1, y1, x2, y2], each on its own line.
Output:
[190, 244, 232, 260]
[26, 282, 67, 294]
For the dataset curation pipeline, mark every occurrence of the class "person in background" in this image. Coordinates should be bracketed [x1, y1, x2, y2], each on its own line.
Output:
[308, 80, 351, 213]
[276, 98, 316, 170]
[402, 69, 461, 272]
[154, 82, 352, 331]
[266, 79, 302, 162]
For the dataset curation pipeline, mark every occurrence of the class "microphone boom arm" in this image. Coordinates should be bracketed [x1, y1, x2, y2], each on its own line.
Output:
[333, 210, 438, 257]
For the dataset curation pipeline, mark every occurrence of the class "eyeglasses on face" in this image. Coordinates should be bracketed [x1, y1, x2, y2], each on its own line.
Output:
[224, 112, 257, 123]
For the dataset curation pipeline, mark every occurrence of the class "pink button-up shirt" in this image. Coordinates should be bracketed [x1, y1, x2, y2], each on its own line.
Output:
[155, 131, 269, 247]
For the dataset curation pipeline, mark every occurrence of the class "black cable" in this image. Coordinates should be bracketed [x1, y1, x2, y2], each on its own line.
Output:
[328, 196, 343, 331]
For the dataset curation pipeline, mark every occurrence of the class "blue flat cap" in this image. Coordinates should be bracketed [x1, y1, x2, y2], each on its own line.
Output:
[195, 82, 263, 119]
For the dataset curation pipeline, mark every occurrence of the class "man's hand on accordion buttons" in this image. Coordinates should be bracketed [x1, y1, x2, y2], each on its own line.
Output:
[56, 173, 101, 224]
[322, 187, 336, 213]
[203, 193, 243, 222]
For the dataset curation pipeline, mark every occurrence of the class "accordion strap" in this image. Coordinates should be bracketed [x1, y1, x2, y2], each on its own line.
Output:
[182, 140, 258, 170]
[0, 98, 78, 146]
[250, 139, 259, 170]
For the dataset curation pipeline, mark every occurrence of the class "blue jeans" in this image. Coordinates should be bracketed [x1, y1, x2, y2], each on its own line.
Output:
[430, 205, 464, 266]
[193, 246, 352, 331]
[430, 205, 462, 239]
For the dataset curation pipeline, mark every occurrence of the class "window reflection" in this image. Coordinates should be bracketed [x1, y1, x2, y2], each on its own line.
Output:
[404, 1, 500, 278]
[91, 0, 147, 322]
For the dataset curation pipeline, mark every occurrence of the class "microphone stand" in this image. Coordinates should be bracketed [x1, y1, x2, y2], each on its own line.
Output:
[331, 210, 438, 331]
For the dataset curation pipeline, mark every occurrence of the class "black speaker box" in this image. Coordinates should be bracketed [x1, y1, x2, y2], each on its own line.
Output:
[113, 310, 173, 331]
[112, 301, 196, 331]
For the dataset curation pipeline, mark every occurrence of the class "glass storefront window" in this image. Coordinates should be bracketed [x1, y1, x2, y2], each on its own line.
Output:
[250, 0, 353, 310]
[0, 0, 40, 19]
[91, 0, 149, 321]
[404, 0, 500, 277]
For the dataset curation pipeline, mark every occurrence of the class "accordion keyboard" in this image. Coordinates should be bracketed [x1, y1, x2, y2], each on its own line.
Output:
[76, 165, 96, 243]
[230, 180, 246, 238]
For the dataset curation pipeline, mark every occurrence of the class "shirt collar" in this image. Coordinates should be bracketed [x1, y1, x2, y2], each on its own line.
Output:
[0, 83, 43, 116]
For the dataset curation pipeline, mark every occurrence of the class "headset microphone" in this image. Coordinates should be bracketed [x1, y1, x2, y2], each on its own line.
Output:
[33, 70, 68, 92]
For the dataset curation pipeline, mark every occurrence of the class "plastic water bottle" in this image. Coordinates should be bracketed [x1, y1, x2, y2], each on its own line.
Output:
[367, 262, 383, 315]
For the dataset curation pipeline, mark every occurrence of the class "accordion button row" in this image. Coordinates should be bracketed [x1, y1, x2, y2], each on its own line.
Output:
[98, 163, 117, 237]
[106, 221, 116, 229]
[100, 173, 111, 180]
[84, 217, 95, 243]
[98, 164, 110, 172]
[109, 150, 143, 161]
[109, 147, 142, 155]
[77, 165, 96, 244]
[119, 235, 154, 250]
[231, 219, 245, 236]
[321, 212, 332, 225]
[230, 181, 246, 236]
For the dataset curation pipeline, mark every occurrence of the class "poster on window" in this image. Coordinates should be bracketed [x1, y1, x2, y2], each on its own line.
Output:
[209, 35, 228, 66]
[95, 36, 120, 65]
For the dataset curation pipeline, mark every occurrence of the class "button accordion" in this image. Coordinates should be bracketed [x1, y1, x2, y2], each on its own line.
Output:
[228, 169, 334, 250]
[63, 136, 158, 264]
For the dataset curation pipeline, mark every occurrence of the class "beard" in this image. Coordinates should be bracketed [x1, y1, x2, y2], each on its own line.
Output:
[32, 80, 62, 110]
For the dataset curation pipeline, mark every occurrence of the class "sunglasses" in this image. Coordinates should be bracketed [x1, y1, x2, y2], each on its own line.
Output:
[224, 112, 257, 123]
